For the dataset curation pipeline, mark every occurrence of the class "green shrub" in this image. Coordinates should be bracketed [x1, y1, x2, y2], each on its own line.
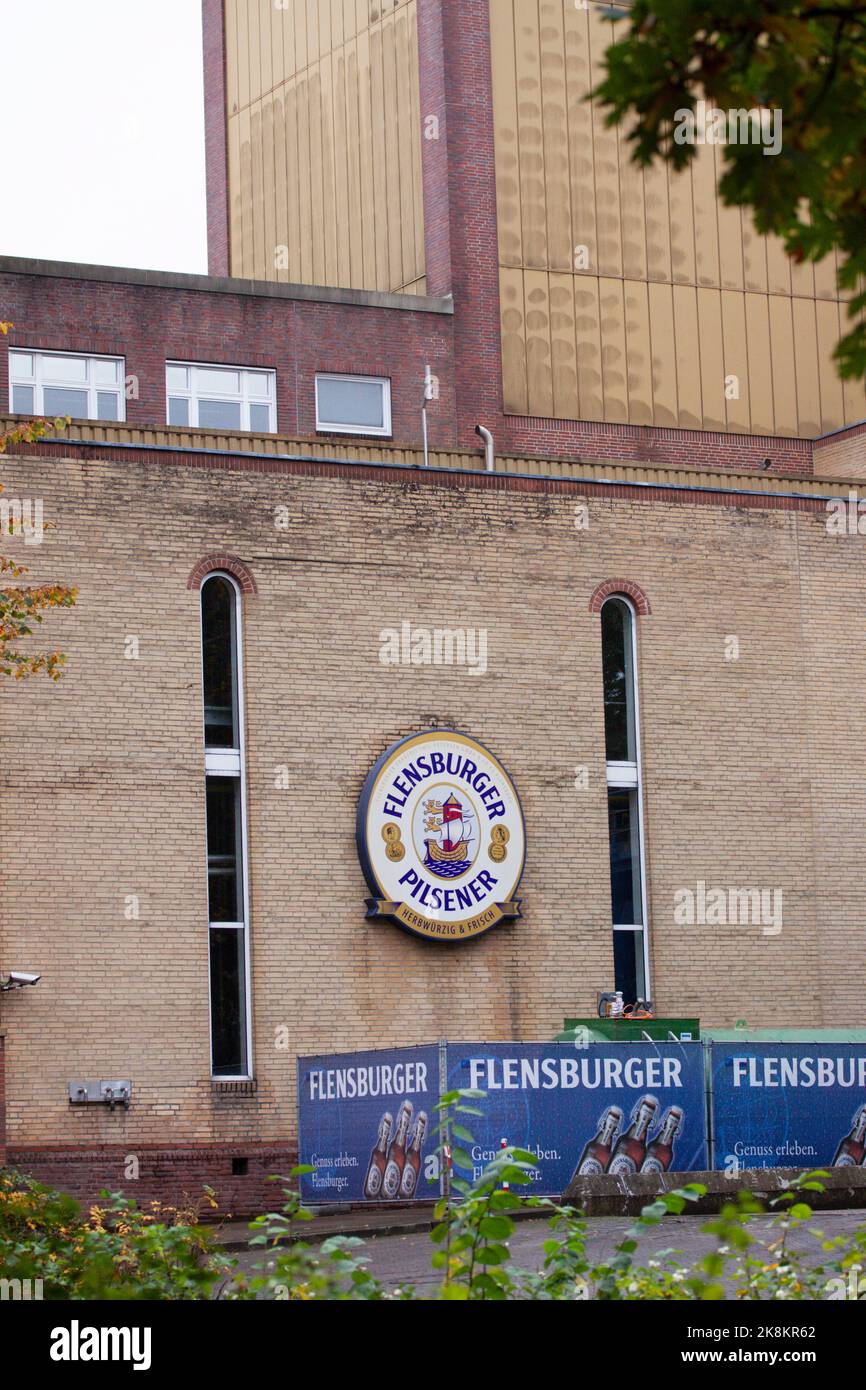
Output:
[0, 1169, 229, 1300]
[5, 1093, 866, 1301]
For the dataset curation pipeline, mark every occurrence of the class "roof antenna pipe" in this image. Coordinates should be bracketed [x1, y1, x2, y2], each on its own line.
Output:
[476, 424, 495, 472]
[421, 364, 436, 468]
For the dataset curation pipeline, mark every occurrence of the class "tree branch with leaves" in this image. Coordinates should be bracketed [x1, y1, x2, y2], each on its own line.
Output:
[594, 0, 866, 380]
[1, 320, 76, 679]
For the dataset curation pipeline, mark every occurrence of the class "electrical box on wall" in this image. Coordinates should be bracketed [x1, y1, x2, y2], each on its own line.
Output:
[68, 1080, 132, 1109]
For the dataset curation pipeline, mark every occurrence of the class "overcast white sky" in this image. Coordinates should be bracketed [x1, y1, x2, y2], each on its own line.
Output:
[1, 0, 208, 273]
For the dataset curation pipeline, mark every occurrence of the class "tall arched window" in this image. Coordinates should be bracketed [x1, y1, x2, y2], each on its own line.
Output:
[600, 596, 650, 1005]
[201, 574, 251, 1078]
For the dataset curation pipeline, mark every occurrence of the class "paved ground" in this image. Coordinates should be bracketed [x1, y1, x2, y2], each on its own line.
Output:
[225, 1207, 866, 1297]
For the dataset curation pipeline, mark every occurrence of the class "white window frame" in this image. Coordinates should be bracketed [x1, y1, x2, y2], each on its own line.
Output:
[315, 372, 392, 437]
[167, 360, 276, 434]
[9, 348, 126, 422]
[603, 595, 651, 1001]
[200, 572, 253, 1081]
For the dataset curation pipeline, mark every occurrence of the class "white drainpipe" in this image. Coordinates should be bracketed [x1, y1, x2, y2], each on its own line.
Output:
[475, 424, 495, 472]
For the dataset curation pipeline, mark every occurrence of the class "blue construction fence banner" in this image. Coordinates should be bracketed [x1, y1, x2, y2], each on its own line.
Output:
[710, 1042, 866, 1171]
[297, 1040, 709, 1203]
[297, 1045, 441, 1204]
[445, 1042, 708, 1195]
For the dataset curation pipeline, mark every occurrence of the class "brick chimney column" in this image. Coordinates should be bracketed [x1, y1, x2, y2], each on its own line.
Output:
[202, 0, 231, 278]
[416, 0, 505, 447]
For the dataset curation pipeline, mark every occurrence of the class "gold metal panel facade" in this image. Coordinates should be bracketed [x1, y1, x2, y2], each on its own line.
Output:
[225, 0, 425, 294]
[491, 0, 866, 436]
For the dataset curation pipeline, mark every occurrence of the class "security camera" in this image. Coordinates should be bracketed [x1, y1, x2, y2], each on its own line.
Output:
[0, 971, 41, 991]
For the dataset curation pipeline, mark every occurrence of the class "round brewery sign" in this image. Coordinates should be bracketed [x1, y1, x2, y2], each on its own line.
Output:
[357, 730, 526, 942]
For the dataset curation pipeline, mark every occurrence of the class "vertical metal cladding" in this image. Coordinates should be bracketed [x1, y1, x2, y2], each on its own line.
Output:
[224, 0, 426, 293]
[488, 0, 866, 435]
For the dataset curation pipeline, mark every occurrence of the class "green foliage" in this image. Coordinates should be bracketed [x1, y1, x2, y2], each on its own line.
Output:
[592, 1184, 707, 1300]
[594, 1, 866, 380]
[234, 1109, 866, 1302]
[688, 1169, 859, 1300]
[429, 1088, 539, 1299]
[0, 1170, 229, 1300]
[0, 323, 76, 678]
[236, 1169, 389, 1300]
[6, 1115, 866, 1301]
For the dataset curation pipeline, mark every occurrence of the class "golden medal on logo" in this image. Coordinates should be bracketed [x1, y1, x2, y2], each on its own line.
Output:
[382, 822, 406, 862]
[488, 824, 510, 863]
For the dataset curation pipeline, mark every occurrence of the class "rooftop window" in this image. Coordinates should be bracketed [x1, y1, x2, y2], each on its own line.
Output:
[315, 373, 391, 436]
[9, 349, 125, 422]
[167, 362, 276, 433]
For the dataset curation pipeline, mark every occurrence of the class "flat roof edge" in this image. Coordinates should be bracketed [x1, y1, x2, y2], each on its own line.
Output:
[6, 433, 835, 504]
[0, 256, 455, 316]
[814, 415, 866, 443]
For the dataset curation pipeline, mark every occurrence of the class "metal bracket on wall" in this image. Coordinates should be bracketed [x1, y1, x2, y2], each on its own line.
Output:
[68, 1080, 132, 1111]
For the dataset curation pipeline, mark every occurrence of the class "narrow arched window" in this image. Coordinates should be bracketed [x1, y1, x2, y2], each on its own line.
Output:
[201, 574, 251, 1078]
[202, 575, 239, 748]
[600, 597, 650, 1007]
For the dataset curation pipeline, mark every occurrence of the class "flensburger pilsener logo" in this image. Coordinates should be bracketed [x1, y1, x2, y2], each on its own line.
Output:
[357, 729, 526, 942]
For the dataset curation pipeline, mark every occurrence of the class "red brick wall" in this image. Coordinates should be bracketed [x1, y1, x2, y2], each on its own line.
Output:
[504, 418, 814, 475]
[419, 0, 504, 445]
[201, 0, 230, 278]
[7, 1143, 297, 1219]
[0, 268, 457, 450]
[1, 259, 820, 473]
[417, 0, 452, 299]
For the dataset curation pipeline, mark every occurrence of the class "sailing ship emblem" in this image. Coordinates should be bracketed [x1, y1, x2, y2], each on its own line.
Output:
[357, 728, 526, 942]
[422, 793, 476, 879]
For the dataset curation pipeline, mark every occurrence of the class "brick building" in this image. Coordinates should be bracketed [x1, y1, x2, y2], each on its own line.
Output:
[1, 0, 865, 1212]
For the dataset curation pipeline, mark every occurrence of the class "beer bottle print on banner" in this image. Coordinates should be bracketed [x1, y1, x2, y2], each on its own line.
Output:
[640, 1105, 684, 1174]
[382, 1100, 413, 1198]
[572, 1105, 624, 1177]
[833, 1103, 866, 1166]
[607, 1096, 659, 1175]
[364, 1112, 393, 1199]
[400, 1111, 428, 1198]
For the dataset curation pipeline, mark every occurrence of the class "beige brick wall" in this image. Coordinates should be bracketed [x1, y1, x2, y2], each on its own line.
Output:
[1, 452, 864, 1150]
[814, 427, 866, 479]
